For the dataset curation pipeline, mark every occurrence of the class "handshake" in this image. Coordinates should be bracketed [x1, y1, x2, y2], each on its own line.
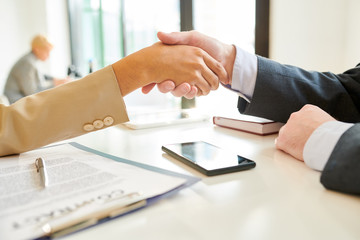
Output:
[112, 31, 236, 98]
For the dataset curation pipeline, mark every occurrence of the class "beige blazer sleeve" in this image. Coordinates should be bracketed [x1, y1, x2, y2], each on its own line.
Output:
[0, 65, 129, 156]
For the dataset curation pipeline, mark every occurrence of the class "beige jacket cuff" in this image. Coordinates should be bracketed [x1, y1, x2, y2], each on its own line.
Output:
[0, 65, 129, 156]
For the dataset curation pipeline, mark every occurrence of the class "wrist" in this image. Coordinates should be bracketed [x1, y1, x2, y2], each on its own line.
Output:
[111, 58, 142, 96]
[303, 121, 354, 171]
[111, 49, 152, 96]
[223, 44, 236, 83]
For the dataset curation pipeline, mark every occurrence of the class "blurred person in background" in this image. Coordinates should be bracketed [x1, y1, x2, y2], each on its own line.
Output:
[4, 34, 70, 104]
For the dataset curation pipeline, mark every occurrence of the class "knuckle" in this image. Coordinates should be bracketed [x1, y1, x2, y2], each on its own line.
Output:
[188, 30, 199, 45]
[196, 71, 204, 80]
[302, 104, 311, 110]
[190, 30, 198, 35]
[213, 79, 220, 90]
[202, 87, 210, 96]
[185, 93, 194, 99]
[211, 75, 219, 89]
[193, 47, 204, 57]
[213, 62, 223, 73]
[214, 61, 222, 70]
[302, 104, 317, 112]
[189, 60, 203, 71]
[276, 134, 287, 151]
[289, 111, 299, 120]
[278, 125, 285, 136]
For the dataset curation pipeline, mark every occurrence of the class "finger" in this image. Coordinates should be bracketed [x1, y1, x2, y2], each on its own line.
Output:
[170, 83, 192, 97]
[193, 76, 211, 96]
[200, 69, 218, 93]
[195, 84, 205, 97]
[157, 80, 176, 93]
[142, 83, 156, 94]
[202, 52, 228, 85]
[274, 137, 283, 151]
[184, 86, 198, 99]
[157, 31, 192, 45]
[275, 125, 287, 151]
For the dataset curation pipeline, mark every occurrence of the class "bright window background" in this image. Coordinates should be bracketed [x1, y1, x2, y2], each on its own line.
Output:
[121, 0, 180, 110]
[193, 0, 255, 116]
[71, 0, 123, 73]
[122, 0, 179, 55]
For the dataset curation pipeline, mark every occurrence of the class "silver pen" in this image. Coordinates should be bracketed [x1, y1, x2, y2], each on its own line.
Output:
[35, 157, 49, 187]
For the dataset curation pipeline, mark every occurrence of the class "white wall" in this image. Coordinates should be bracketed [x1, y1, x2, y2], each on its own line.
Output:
[270, 0, 360, 73]
[0, 0, 71, 92]
[343, 0, 360, 69]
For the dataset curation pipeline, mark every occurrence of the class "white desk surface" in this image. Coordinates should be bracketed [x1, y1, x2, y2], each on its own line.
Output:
[63, 121, 360, 240]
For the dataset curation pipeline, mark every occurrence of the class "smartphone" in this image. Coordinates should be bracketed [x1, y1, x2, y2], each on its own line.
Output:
[162, 141, 256, 176]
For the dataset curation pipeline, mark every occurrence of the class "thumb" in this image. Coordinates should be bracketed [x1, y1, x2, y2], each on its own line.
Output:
[141, 83, 156, 94]
[157, 31, 192, 45]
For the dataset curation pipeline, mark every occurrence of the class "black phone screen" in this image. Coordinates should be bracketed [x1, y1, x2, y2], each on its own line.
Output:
[162, 141, 255, 176]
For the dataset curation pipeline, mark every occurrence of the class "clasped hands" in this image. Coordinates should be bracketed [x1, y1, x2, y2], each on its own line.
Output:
[142, 31, 236, 99]
[112, 31, 231, 97]
[118, 31, 336, 163]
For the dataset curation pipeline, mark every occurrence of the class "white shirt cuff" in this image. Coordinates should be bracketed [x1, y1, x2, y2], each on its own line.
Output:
[303, 121, 354, 171]
[230, 45, 258, 101]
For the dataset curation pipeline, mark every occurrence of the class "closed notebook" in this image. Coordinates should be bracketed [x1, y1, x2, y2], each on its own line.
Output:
[213, 114, 284, 135]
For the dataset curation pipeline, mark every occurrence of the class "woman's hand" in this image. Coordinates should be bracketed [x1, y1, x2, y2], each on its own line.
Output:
[112, 42, 227, 96]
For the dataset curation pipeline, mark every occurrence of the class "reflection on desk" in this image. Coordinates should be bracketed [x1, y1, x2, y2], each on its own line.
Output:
[63, 121, 360, 240]
[123, 109, 209, 129]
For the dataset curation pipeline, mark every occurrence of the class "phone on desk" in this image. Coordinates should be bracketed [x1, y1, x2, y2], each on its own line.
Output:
[162, 141, 256, 176]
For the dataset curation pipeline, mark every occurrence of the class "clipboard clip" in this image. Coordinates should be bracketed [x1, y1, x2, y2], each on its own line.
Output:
[41, 192, 146, 238]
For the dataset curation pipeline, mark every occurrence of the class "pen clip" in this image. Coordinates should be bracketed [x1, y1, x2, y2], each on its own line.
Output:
[35, 158, 41, 172]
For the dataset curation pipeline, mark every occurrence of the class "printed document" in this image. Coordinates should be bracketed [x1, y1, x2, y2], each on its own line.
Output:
[0, 144, 186, 240]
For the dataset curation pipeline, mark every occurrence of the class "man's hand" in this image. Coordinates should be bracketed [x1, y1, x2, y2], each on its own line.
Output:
[157, 31, 235, 82]
[275, 104, 336, 161]
[142, 31, 235, 98]
[141, 82, 198, 99]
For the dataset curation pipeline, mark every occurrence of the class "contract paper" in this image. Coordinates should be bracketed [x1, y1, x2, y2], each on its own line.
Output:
[0, 144, 187, 240]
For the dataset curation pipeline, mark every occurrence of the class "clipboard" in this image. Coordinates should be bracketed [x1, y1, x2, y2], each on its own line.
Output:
[38, 143, 200, 239]
[69, 142, 199, 204]
[0, 143, 199, 240]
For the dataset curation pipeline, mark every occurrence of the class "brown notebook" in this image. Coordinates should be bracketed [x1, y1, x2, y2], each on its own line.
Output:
[213, 114, 284, 135]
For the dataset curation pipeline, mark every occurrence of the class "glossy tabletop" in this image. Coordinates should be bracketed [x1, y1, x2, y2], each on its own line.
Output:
[62, 120, 360, 240]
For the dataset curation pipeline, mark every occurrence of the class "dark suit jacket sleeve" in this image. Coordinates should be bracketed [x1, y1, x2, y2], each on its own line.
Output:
[237, 56, 360, 123]
[321, 124, 360, 195]
[237, 56, 360, 195]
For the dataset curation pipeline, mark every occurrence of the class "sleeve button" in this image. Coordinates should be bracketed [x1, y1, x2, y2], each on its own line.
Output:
[103, 116, 114, 126]
[83, 124, 94, 132]
[93, 120, 104, 129]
